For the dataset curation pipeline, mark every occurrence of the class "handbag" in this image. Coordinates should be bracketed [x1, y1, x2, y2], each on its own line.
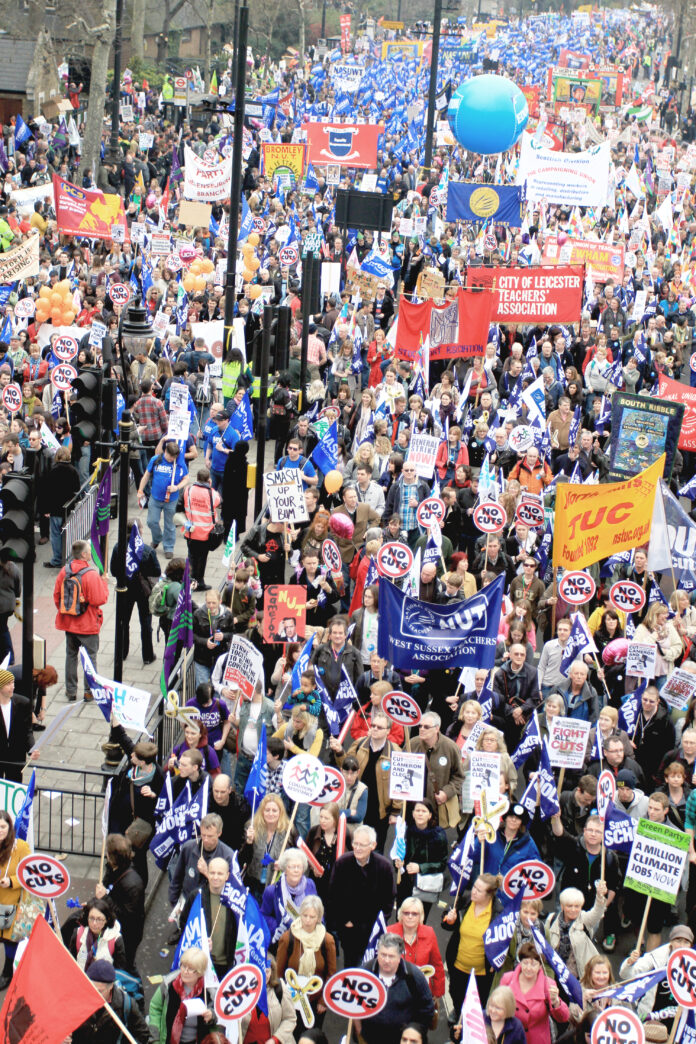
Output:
[205, 487, 225, 550]
[0, 904, 16, 931]
[413, 871, 444, 900]
[9, 890, 44, 941]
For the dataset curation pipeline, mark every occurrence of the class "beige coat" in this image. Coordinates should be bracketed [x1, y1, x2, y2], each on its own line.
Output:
[544, 895, 606, 978]
[239, 980, 296, 1044]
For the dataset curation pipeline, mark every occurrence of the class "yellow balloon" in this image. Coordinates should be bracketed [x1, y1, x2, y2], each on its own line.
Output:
[324, 470, 343, 494]
[248, 284, 263, 299]
[247, 232, 260, 247]
[242, 267, 254, 281]
[248, 257, 260, 271]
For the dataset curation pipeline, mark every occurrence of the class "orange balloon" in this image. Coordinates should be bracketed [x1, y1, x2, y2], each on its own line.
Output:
[61, 287, 73, 302]
[194, 276, 206, 292]
[183, 274, 196, 293]
[35, 308, 49, 323]
[248, 257, 260, 271]
[248, 284, 262, 299]
[51, 310, 63, 323]
[39, 286, 52, 300]
[62, 310, 76, 325]
[50, 292, 63, 308]
[241, 244, 255, 258]
[242, 267, 254, 281]
[247, 232, 260, 247]
[189, 259, 202, 275]
[58, 279, 71, 293]
[324, 470, 343, 494]
[200, 258, 214, 273]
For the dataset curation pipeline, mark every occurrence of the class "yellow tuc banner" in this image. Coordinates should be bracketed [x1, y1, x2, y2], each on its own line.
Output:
[552, 455, 664, 570]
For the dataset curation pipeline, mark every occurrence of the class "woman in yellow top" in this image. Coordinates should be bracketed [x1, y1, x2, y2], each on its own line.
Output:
[0, 809, 31, 989]
[442, 872, 502, 1012]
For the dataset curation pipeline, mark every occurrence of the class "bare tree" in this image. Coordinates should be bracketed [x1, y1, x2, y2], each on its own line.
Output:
[69, 0, 117, 179]
[130, 0, 145, 61]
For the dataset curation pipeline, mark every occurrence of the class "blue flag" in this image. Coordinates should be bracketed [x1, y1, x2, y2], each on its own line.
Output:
[520, 740, 560, 820]
[484, 888, 524, 968]
[244, 893, 270, 1014]
[446, 183, 524, 225]
[449, 824, 476, 894]
[14, 769, 35, 843]
[568, 405, 582, 448]
[172, 891, 206, 970]
[291, 633, 315, 693]
[560, 613, 596, 675]
[362, 911, 388, 963]
[423, 529, 441, 566]
[14, 115, 32, 146]
[378, 574, 504, 671]
[318, 666, 357, 737]
[238, 195, 255, 242]
[149, 778, 209, 869]
[125, 523, 145, 579]
[603, 798, 635, 855]
[618, 680, 646, 734]
[221, 851, 248, 919]
[312, 420, 338, 474]
[243, 722, 268, 810]
[79, 647, 113, 724]
[591, 967, 667, 1005]
[531, 925, 584, 1006]
[511, 711, 541, 769]
[230, 391, 254, 440]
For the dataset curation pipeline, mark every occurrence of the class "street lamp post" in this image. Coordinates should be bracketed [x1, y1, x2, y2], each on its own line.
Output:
[113, 410, 132, 686]
[423, 0, 444, 174]
[117, 295, 152, 399]
[223, 1, 249, 353]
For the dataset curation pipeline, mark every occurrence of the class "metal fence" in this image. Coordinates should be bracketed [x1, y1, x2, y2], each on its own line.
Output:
[60, 452, 119, 562]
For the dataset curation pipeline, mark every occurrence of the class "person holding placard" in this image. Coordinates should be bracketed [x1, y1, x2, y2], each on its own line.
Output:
[442, 872, 503, 1009]
[238, 956, 297, 1044]
[241, 793, 298, 903]
[276, 894, 337, 1028]
[550, 814, 618, 954]
[412, 712, 464, 830]
[393, 801, 448, 919]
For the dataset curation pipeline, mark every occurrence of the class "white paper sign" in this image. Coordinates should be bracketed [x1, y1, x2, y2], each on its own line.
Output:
[264, 469, 308, 523]
[223, 636, 265, 700]
[169, 383, 189, 414]
[660, 667, 696, 711]
[470, 751, 501, 807]
[389, 751, 426, 802]
[548, 716, 592, 769]
[407, 434, 439, 480]
[626, 643, 657, 679]
[167, 412, 191, 441]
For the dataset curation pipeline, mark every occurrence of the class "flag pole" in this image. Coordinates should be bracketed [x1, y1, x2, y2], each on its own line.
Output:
[272, 801, 299, 881]
[635, 896, 652, 953]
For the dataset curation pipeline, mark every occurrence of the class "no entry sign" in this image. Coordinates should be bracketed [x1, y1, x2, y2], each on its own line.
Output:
[473, 501, 506, 534]
[502, 860, 555, 900]
[17, 854, 70, 899]
[215, 964, 264, 1021]
[558, 571, 596, 605]
[376, 541, 413, 579]
[383, 690, 422, 726]
[323, 969, 387, 1020]
[667, 947, 696, 1008]
[590, 1008, 644, 1044]
[416, 497, 445, 528]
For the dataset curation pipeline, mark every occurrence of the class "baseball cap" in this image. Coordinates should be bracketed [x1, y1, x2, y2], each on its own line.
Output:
[670, 925, 694, 944]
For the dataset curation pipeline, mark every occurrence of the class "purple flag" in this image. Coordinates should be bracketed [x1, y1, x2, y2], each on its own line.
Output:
[90, 465, 112, 573]
[160, 559, 193, 697]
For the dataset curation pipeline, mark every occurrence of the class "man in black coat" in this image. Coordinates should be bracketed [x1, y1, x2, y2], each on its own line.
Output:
[0, 668, 36, 782]
[587, 735, 645, 789]
[168, 813, 234, 905]
[359, 935, 434, 1044]
[109, 518, 160, 665]
[71, 960, 150, 1044]
[327, 824, 396, 967]
[492, 644, 541, 751]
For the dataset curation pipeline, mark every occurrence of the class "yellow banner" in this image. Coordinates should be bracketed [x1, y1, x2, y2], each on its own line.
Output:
[260, 143, 306, 182]
[552, 455, 664, 570]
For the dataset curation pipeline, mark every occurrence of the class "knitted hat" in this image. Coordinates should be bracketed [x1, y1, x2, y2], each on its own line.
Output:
[0, 670, 14, 687]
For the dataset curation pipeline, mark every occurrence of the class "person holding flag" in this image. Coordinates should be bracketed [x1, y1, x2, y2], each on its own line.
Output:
[109, 518, 160, 666]
[148, 946, 217, 1040]
[550, 811, 618, 955]
[178, 858, 238, 981]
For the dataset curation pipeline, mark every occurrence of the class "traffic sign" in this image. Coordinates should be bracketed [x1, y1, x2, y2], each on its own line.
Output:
[609, 580, 646, 615]
[215, 964, 264, 1021]
[322, 969, 387, 1020]
[17, 854, 70, 899]
[473, 501, 506, 534]
[383, 691, 422, 727]
[502, 860, 555, 900]
[376, 542, 413, 580]
[558, 571, 596, 605]
[50, 364, 78, 391]
[322, 539, 342, 573]
[310, 766, 347, 807]
[52, 335, 79, 362]
[416, 497, 445, 528]
[2, 384, 22, 414]
[108, 282, 131, 306]
[667, 947, 696, 1008]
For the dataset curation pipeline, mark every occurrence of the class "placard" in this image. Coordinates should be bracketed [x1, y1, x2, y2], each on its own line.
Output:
[222, 636, 265, 700]
[169, 383, 189, 414]
[17, 854, 70, 899]
[264, 469, 309, 523]
[167, 412, 191, 441]
[558, 571, 596, 605]
[415, 497, 445, 529]
[470, 751, 501, 806]
[624, 818, 689, 903]
[473, 501, 506, 534]
[262, 585, 307, 643]
[590, 1008, 644, 1044]
[2, 384, 22, 414]
[214, 964, 264, 1021]
[667, 947, 696, 1008]
[661, 667, 696, 711]
[322, 969, 387, 1019]
[179, 199, 213, 228]
[407, 434, 439, 480]
[389, 751, 426, 802]
[609, 580, 646, 615]
[282, 753, 325, 803]
[150, 231, 172, 256]
[382, 690, 422, 726]
[547, 716, 591, 769]
[596, 769, 616, 822]
[502, 860, 555, 900]
[375, 542, 413, 579]
[626, 643, 657, 679]
[309, 766, 346, 807]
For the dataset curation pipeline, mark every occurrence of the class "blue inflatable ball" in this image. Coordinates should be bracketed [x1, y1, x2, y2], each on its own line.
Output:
[447, 75, 529, 155]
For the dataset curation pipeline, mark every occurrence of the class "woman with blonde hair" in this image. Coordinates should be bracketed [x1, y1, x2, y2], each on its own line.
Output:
[585, 706, 633, 767]
[241, 794, 296, 901]
[484, 986, 527, 1044]
[344, 441, 379, 482]
[579, 954, 615, 1015]
[148, 946, 216, 1041]
[445, 700, 483, 752]
[634, 602, 683, 687]
[274, 707, 324, 759]
[276, 895, 337, 1026]
[388, 896, 446, 1003]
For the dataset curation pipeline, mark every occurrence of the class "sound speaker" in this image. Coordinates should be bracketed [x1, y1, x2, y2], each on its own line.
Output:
[335, 189, 394, 234]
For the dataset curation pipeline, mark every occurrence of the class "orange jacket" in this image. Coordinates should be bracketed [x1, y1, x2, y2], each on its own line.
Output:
[508, 458, 553, 496]
[435, 441, 469, 481]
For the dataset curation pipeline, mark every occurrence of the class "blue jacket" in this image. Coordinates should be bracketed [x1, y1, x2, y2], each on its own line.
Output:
[260, 876, 318, 943]
[470, 828, 540, 893]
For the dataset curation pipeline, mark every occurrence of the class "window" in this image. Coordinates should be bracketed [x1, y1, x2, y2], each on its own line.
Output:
[181, 29, 192, 43]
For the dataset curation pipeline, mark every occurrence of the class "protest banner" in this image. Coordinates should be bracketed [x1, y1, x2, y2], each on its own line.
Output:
[661, 668, 696, 713]
[516, 136, 611, 207]
[9, 182, 54, 213]
[223, 636, 265, 699]
[547, 717, 591, 769]
[0, 233, 40, 283]
[608, 393, 684, 481]
[465, 265, 583, 323]
[407, 434, 439, 480]
[626, 643, 657, 680]
[261, 143, 306, 183]
[552, 455, 663, 569]
[183, 146, 233, 202]
[389, 751, 426, 802]
[395, 287, 494, 361]
[590, 1009, 644, 1044]
[264, 469, 308, 524]
[540, 236, 625, 282]
[470, 751, 501, 807]
[624, 818, 689, 905]
[53, 174, 129, 241]
[263, 585, 307, 643]
[167, 412, 191, 441]
[330, 63, 364, 92]
[305, 122, 380, 168]
[178, 200, 212, 228]
[658, 374, 696, 452]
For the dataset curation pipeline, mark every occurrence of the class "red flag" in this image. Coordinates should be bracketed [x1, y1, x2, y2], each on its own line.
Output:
[395, 297, 432, 360]
[1, 915, 104, 1043]
[658, 373, 696, 449]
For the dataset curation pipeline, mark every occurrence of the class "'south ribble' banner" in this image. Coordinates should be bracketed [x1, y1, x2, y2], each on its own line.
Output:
[552, 454, 665, 570]
[466, 265, 584, 323]
[304, 122, 380, 168]
[53, 174, 129, 241]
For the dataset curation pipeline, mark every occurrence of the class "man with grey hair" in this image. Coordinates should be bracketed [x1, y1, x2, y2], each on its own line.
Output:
[168, 812, 234, 905]
[413, 711, 464, 830]
[327, 824, 395, 967]
[358, 932, 434, 1044]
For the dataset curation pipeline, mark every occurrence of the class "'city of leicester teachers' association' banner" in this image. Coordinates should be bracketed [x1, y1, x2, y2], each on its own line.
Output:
[53, 174, 129, 241]
[377, 574, 504, 670]
[305, 122, 380, 169]
[552, 455, 664, 570]
[183, 146, 233, 202]
[0, 233, 40, 283]
[466, 265, 584, 323]
[516, 134, 611, 207]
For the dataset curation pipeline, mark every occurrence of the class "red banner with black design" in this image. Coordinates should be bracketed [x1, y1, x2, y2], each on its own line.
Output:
[465, 265, 584, 323]
[304, 123, 379, 169]
[395, 288, 494, 361]
[658, 373, 696, 450]
[53, 173, 129, 242]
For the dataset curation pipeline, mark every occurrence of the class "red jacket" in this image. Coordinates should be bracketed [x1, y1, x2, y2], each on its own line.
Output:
[387, 923, 446, 997]
[350, 701, 404, 747]
[435, 441, 469, 481]
[54, 559, 110, 634]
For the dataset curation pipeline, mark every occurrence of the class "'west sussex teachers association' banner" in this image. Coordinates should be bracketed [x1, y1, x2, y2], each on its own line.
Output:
[516, 135, 611, 207]
[466, 265, 584, 323]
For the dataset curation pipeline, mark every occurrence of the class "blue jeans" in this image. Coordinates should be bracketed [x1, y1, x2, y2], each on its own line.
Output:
[194, 662, 212, 689]
[147, 496, 177, 551]
[49, 515, 63, 565]
[210, 470, 225, 493]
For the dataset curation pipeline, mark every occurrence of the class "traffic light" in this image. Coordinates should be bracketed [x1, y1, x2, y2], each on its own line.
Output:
[0, 474, 33, 561]
[101, 376, 118, 437]
[69, 367, 102, 446]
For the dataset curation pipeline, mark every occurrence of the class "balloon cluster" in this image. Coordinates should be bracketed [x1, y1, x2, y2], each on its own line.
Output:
[241, 232, 264, 299]
[35, 280, 76, 326]
[182, 256, 215, 294]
